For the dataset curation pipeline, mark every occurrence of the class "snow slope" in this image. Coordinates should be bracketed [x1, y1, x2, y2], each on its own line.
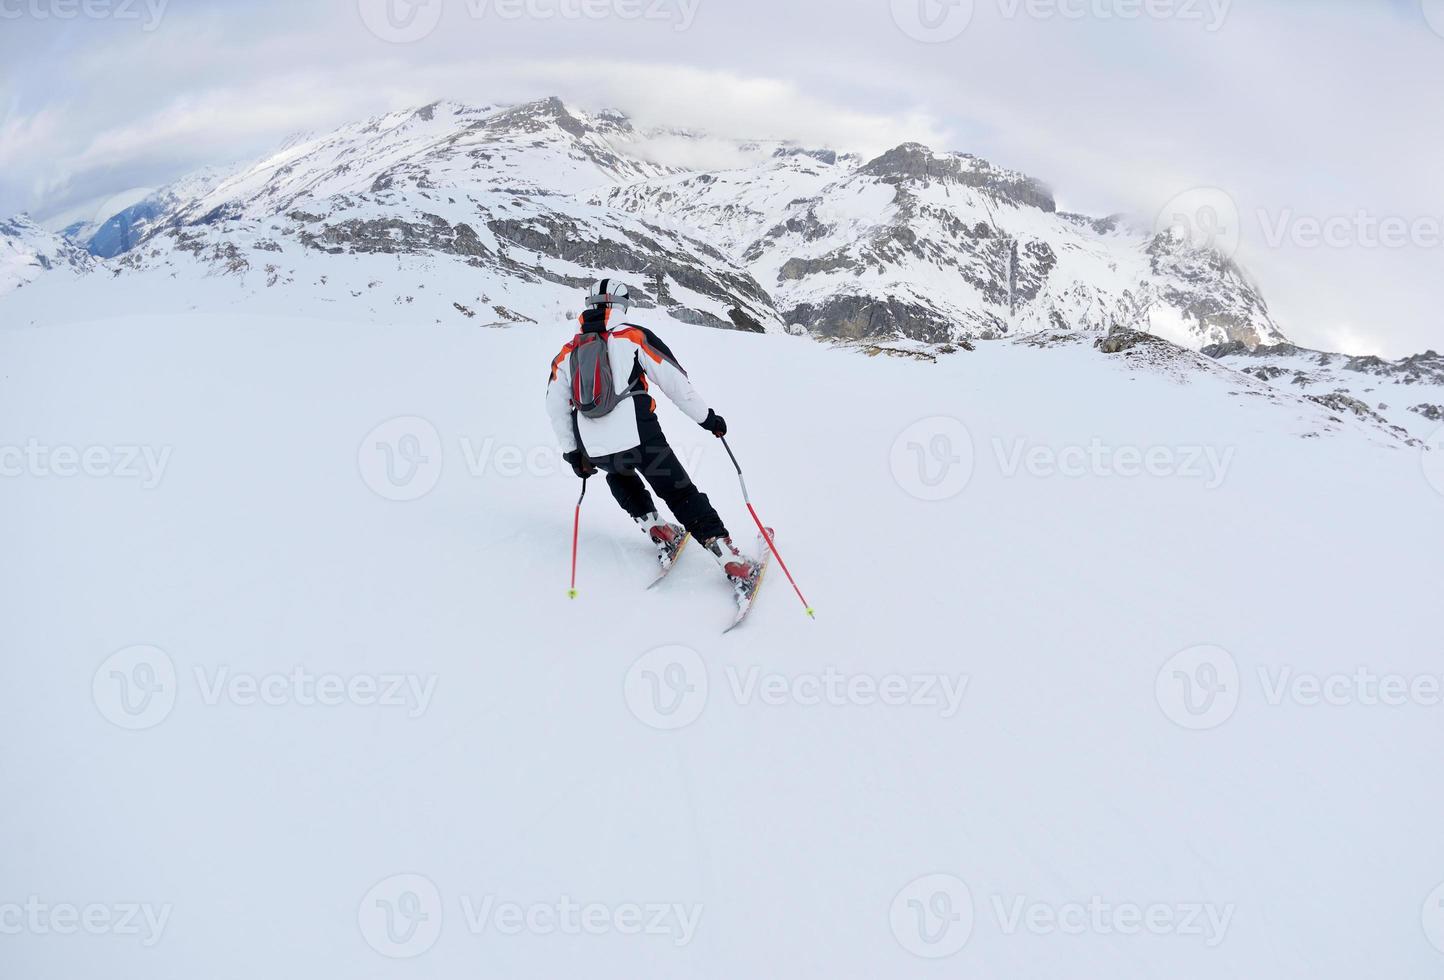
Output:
[1205, 341, 1444, 444]
[3, 300, 1442, 978]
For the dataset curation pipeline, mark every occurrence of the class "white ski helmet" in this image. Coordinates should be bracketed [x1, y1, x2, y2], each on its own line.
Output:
[586, 278, 632, 314]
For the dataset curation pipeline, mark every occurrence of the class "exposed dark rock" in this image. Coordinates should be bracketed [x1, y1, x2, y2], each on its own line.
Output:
[1096, 325, 1159, 354]
[786, 295, 956, 344]
[297, 214, 493, 258]
[1306, 391, 1387, 424]
[727, 307, 765, 333]
[859, 143, 1056, 212]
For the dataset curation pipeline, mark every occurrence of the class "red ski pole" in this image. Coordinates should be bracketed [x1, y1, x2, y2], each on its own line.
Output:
[568, 477, 588, 599]
[720, 436, 815, 619]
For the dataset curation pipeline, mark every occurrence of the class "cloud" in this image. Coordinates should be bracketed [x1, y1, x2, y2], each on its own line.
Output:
[1315, 321, 1386, 358]
[10, 53, 945, 220]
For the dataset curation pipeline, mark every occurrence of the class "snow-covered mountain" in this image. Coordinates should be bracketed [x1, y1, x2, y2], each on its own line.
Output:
[1203, 342, 1444, 445]
[16, 97, 1283, 347]
[599, 140, 1285, 348]
[91, 99, 778, 332]
[3, 97, 1434, 447]
[0, 215, 98, 294]
[77, 166, 235, 258]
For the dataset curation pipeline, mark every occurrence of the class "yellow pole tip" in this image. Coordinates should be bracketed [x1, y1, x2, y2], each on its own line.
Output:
[567, 589, 578, 599]
[805, 607, 816, 619]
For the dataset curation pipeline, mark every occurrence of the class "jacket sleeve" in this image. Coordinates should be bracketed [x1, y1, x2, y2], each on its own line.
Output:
[546, 345, 580, 454]
[624, 327, 711, 425]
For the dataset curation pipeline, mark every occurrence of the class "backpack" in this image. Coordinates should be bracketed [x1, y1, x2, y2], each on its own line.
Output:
[568, 330, 643, 419]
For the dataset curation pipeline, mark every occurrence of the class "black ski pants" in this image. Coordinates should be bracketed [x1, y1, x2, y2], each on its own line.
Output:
[589, 431, 728, 542]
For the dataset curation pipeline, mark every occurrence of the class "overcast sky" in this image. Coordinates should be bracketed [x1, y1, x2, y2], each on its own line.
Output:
[1, 0, 1440, 355]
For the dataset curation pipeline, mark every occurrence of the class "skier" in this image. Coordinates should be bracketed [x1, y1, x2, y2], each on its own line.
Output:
[546, 279, 758, 589]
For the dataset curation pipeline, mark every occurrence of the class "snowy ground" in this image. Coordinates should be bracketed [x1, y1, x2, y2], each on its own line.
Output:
[3, 308, 1443, 978]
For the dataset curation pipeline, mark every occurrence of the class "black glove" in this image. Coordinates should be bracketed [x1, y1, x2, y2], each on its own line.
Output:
[563, 450, 596, 479]
[701, 409, 727, 438]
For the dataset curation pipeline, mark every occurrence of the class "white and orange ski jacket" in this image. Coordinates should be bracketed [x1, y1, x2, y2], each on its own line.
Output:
[546, 314, 711, 459]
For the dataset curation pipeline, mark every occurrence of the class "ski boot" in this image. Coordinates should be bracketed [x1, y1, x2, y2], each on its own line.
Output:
[704, 535, 759, 595]
[635, 512, 687, 569]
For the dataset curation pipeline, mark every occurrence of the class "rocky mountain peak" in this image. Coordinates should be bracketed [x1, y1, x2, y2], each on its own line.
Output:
[859, 142, 1056, 212]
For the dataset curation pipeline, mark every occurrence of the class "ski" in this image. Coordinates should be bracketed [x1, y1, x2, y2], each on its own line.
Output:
[646, 525, 691, 589]
[723, 528, 775, 633]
